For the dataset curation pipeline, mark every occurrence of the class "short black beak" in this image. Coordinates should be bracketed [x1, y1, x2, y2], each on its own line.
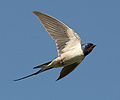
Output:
[92, 45, 97, 48]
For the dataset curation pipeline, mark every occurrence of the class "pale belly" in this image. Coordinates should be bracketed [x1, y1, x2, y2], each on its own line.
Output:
[48, 48, 84, 67]
[60, 49, 85, 66]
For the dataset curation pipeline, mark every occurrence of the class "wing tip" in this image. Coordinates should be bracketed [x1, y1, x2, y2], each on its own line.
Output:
[32, 11, 37, 13]
[32, 11, 39, 15]
[32, 11, 45, 15]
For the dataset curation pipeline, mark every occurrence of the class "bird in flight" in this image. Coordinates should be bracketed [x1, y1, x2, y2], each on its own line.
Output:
[14, 11, 96, 81]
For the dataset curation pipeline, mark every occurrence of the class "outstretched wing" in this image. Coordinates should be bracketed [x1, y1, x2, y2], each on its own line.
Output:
[32, 11, 81, 56]
[56, 62, 80, 81]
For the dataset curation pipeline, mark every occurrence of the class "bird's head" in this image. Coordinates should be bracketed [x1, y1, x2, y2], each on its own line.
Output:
[82, 43, 96, 56]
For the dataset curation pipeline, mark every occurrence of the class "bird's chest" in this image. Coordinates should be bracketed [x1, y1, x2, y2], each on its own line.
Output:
[61, 49, 84, 65]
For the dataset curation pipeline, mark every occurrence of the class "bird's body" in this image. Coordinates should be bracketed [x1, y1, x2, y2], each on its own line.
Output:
[14, 11, 96, 81]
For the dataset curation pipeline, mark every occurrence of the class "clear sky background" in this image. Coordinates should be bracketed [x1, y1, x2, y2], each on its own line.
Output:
[0, 0, 120, 100]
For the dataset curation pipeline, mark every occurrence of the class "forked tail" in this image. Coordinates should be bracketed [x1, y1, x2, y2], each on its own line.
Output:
[14, 61, 53, 81]
[33, 61, 52, 69]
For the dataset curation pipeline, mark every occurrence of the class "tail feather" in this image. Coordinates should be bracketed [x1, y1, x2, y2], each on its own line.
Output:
[14, 61, 53, 81]
[14, 70, 42, 81]
[33, 61, 52, 69]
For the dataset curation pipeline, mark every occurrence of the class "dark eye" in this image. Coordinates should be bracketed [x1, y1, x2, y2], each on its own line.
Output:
[89, 44, 91, 47]
[89, 43, 93, 47]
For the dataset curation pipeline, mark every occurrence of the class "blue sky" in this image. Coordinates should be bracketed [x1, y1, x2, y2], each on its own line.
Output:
[0, 0, 120, 100]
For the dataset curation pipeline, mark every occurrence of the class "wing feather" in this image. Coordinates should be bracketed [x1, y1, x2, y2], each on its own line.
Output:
[56, 62, 80, 81]
[32, 11, 81, 56]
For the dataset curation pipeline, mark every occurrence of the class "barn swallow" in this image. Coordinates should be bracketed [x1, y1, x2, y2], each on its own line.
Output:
[14, 11, 96, 81]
